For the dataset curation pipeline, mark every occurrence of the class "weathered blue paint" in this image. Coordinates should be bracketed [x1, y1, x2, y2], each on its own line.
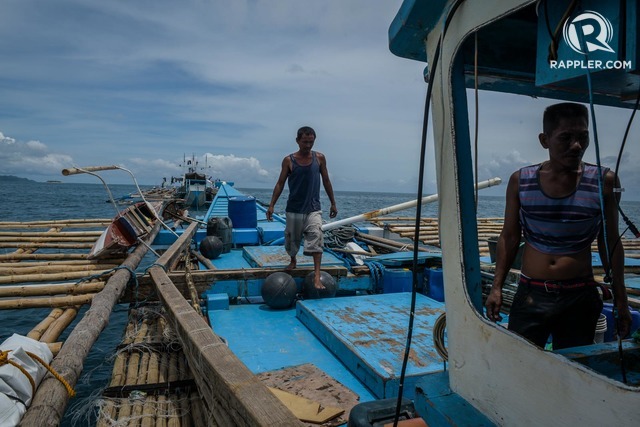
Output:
[297, 292, 446, 399]
[555, 341, 640, 386]
[451, 50, 484, 312]
[413, 372, 496, 427]
[206, 293, 230, 311]
[389, 0, 448, 62]
[207, 299, 376, 401]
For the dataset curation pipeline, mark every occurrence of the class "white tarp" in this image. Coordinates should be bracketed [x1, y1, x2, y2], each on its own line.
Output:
[0, 334, 53, 427]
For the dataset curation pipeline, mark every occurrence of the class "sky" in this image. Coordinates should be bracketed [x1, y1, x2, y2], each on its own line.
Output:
[2, 0, 640, 200]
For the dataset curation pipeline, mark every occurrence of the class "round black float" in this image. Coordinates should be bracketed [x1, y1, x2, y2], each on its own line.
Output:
[303, 271, 337, 299]
[199, 236, 224, 259]
[262, 272, 297, 309]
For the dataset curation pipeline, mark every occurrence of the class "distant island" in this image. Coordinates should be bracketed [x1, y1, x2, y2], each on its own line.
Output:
[0, 175, 36, 183]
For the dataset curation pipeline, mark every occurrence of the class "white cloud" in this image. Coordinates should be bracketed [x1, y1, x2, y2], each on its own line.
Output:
[0, 132, 74, 177]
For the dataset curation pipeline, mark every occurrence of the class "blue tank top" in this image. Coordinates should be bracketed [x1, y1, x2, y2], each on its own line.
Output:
[286, 151, 321, 214]
[519, 162, 607, 254]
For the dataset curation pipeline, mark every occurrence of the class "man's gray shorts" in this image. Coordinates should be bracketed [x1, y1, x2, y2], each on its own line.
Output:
[285, 211, 323, 258]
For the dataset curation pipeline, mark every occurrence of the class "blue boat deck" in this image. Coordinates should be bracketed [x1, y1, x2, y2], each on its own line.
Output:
[207, 292, 446, 404]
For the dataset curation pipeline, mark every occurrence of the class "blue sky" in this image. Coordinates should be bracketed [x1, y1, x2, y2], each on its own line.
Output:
[2, 1, 640, 201]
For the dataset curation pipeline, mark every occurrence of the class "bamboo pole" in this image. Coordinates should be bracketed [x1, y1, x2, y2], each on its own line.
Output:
[0, 218, 111, 227]
[0, 253, 95, 261]
[0, 242, 94, 249]
[0, 236, 98, 243]
[0, 264, 116, 275]
[21, 222, 162, 427]
[141, 397, 156, 427]
[0, 269, 112, 285]
[0, 294, 94, 310]
[110, 352, 128, 387]
[0, 281, 105, 298]
[40, 307, 79, 343]
[47, 342, 62, 356]
[28, 308, 64, 340]
[0, 260, 116, 267]
[0, 230, 104, 237]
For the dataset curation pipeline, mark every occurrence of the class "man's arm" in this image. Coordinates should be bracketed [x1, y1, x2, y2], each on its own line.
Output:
[317, 152, 337, 218]
[266, 156, 291, 221]
[598, 171, 631, 337]
[486, 171, 522, 321]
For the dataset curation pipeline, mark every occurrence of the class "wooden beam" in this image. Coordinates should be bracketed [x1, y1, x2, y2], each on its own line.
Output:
[148, 222, 302, 426]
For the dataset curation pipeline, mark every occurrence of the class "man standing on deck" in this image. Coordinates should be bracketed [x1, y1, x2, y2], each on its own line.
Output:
[485, 102, 631, 349]
[266, 126, 338, 289]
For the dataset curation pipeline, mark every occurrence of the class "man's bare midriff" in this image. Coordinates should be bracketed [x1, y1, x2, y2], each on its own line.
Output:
[521, 244, 594, 281]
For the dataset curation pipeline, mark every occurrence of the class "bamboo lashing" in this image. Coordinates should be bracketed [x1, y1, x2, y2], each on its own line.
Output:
[184, 251, 203, 315]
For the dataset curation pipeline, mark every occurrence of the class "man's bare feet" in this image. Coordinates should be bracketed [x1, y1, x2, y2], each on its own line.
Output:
[284, 261, 296, 270]
[314, 279, 325, 290]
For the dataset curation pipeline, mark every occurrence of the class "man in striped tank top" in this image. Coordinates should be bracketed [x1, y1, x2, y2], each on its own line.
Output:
[485, 102, 631, 349]
[267, 126, 338, 290]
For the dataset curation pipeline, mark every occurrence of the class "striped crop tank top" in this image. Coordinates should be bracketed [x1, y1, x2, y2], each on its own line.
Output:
[519, 162, 607, 254]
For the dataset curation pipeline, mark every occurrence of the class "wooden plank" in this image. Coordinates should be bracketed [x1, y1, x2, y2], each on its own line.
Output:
[148, 222, 302, 426]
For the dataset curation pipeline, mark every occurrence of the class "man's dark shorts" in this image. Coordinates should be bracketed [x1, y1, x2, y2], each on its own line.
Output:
[507, 276, 603, 350]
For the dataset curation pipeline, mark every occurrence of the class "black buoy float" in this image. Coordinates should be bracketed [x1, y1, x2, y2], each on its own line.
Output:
[262, 272, 297, 309]
[303, 271, 337, 299]
[199, 236, 224, 259]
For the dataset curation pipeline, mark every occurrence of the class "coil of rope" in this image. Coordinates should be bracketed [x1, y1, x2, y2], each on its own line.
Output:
[433, 313, 448, 362]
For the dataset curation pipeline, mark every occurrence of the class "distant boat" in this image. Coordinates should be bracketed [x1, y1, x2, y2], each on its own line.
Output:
[175, 154, 217, 209]
[46, 180, 62, 183]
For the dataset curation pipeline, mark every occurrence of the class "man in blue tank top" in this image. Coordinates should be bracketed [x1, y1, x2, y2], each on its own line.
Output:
[266, 126, 338, 289]
[485, 102, 631, 349]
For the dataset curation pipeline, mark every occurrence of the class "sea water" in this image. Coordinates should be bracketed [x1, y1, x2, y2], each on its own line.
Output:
[1, 179, 639, 425]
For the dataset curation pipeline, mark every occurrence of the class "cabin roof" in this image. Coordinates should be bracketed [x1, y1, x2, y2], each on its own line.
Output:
[389, 0, 640, 109]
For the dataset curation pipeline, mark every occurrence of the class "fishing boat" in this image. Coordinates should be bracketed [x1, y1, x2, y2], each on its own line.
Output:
[176, 154, 217, 210]
[88, 201, 161, 260]
[5, 1, 640, 426]
[142, 1, 640, 425]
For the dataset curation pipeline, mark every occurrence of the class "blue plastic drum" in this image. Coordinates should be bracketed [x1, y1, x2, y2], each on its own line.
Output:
[228, 196, 258, 228]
